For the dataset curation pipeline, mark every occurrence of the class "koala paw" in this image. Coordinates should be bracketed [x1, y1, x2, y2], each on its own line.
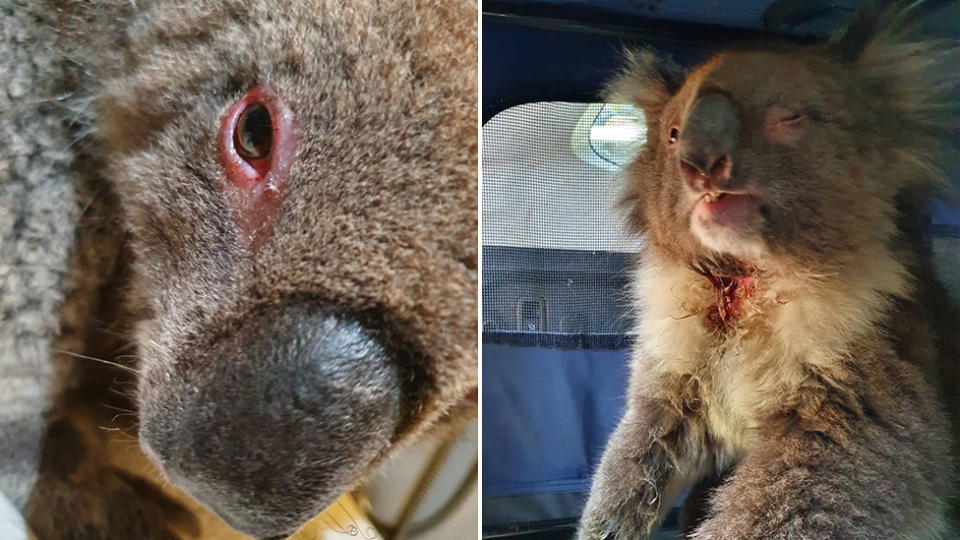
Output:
[577, 501, 657, 540]
[576, 513, 620, 540]
[577, 478, 663, 540]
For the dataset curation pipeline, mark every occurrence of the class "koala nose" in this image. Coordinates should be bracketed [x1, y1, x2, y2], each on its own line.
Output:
[139, 304, 404, 539]
[678, 92, 740, 192]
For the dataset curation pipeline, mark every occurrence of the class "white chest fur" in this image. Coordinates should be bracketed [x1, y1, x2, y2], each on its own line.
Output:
[631, 250, 910, 451]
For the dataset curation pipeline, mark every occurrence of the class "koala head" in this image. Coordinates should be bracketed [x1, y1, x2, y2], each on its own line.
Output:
[95, 0, 476, 537]
[611, 5, 956, 278]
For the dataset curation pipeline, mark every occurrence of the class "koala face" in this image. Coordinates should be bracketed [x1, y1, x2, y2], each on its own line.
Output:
[96, 0, 477, 537]
[614, 29, 952, 277]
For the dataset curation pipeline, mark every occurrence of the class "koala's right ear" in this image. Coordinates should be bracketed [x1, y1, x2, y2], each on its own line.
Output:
[605, 48, 686, 118]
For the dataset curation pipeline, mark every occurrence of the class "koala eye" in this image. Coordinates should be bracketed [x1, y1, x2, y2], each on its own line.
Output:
[669, 126, 679, 144]
[219, 84, 296, 192]
[778, 112, 805, 125]
[218, 84, 297, 244]
[764, 106, 806, 144]
[234, 103, 272, 161]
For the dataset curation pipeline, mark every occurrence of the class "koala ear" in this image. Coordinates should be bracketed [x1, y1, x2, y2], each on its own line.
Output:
[833, 2, 959, 193]
[831, 2, 958, 128]
[827, 2, 885, 63]
[605, 48, 685, 118]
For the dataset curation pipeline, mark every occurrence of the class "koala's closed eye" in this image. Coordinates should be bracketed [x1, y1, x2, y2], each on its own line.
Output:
[764, 106, 807, 144]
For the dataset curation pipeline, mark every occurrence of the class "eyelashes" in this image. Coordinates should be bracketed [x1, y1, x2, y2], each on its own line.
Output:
[777, 112, 805, 124]
[764, 105, 807, 144]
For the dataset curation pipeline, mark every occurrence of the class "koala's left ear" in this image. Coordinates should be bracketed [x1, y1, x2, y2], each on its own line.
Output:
[829, 1, 958, 197]
[830, 2, 958, 130]
[605, 48, 686, 119]
[827, 2, 885, 63]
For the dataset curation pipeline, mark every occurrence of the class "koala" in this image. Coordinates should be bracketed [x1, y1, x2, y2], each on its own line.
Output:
[578, 4, 958, 539]
[2, 0, 477, 539]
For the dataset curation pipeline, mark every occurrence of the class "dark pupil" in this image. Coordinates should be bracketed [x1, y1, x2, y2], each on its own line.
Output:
[235, 103, 272, 160]
[669, 127, 679, 142]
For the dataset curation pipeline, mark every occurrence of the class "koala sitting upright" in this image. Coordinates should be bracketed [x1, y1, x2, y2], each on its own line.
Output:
[578, 4, 958, 539]
[1, 0, 476, 538]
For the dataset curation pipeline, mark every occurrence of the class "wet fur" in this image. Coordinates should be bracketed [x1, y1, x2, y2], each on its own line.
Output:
[2, 0, 476, 537]
[578, 4, 959, 539]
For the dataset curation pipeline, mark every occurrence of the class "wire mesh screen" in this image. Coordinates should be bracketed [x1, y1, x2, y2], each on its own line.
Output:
[482, 102, 643, 337]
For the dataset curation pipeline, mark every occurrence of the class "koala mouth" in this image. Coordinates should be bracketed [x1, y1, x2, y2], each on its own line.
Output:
[690, 189, 765, 260]
[695, 190, 760, 226]
[702, 190, 727, 203]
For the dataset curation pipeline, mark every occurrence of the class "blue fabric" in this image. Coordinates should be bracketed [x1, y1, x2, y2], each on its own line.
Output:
[484, 332, 633, 350]
[932, 199, 960, 228]
[481, 341, 630, 497]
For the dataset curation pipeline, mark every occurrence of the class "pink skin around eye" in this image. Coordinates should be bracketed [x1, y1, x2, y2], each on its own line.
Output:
[219, 84, 296, 247]
[764, 105, 805, 145]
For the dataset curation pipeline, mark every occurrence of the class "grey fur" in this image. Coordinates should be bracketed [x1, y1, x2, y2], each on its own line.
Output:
[579, 3, 959, 539]
[0, 0, 78, 509]
[1, 0, 477, 538]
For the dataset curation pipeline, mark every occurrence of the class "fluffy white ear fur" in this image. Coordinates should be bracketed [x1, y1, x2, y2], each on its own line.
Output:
[604, 48, 686, 118]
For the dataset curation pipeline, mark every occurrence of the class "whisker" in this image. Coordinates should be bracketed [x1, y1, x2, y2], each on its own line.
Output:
[108, 387, 138, 401]
[110, 412, 137, 422]
[52, 348, 142, 375]
[101, 403, 137, 414]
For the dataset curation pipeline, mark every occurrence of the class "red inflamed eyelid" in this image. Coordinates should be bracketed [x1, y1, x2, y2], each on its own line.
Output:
[219, 84, 297, 246]
[764, 105, 806, 145]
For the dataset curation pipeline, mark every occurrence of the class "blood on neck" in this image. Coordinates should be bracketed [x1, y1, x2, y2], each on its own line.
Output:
[703, 271, 756, 330]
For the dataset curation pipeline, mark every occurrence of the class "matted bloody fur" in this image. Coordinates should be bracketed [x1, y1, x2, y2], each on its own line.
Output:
[578, 4, 959, 539]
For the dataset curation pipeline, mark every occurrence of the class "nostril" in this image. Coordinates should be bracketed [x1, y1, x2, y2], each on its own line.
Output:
[709, 155, 732, 182]
[679, 154, 732, 191]
[679, 158, 710, 192]
[680, 158, 703, 180]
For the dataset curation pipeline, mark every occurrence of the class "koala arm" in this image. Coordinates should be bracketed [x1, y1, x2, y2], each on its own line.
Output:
[692, 431, 937, 539]
[577, 376, 712, 540]
[692, 359, 955, 539]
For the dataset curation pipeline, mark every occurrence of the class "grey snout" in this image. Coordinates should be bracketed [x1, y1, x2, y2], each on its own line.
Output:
[678, 92, 740, 192]
[139, 304, 403, 538]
